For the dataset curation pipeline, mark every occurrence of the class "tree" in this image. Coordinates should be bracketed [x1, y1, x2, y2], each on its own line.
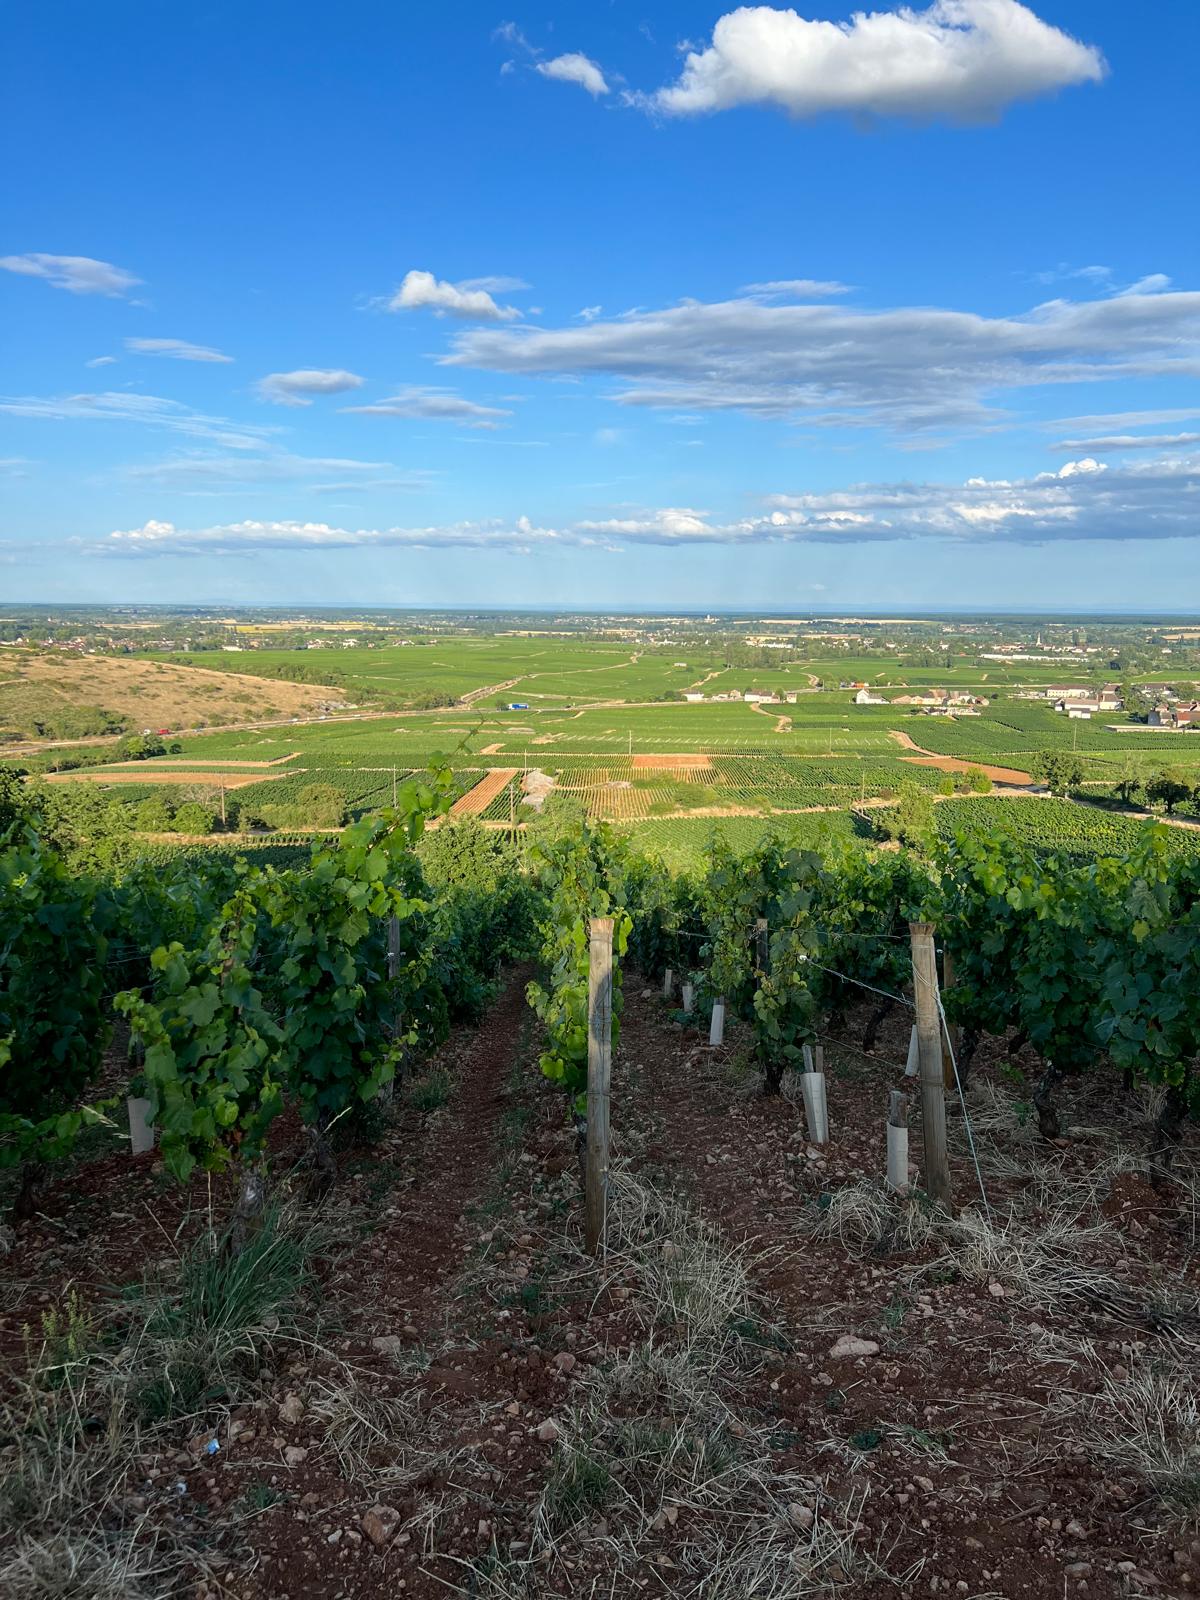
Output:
[876, 783, 936, 851]
[1114, 759, 1143, 807]
[963, 766, 993, 795]
[172, 801, 216, 835]
[116, 733, 167, 761]
[133, 796, 175, 832]
[1144, 769, 1191, 816]
[1032, 752, 1085, 798]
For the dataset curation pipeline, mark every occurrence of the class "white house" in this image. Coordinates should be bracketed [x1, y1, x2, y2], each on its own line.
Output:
[854, 688, 890, 705]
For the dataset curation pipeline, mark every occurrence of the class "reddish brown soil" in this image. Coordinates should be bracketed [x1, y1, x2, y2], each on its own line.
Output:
[888, 731, 1033, 786]
[449, 768, 519, 816]
[631, 754, 714, 771]
[3, 975, 1198, 1599]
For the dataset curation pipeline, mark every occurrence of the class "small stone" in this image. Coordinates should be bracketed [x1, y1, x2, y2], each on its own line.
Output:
[988, 1280, 1006, 1298]
[283, 1446, 308, 1468]
[1065, 1519, 1085, 1537]
[279, 1394, 305, 1425]
[362, 1503, 402, 1548]
[788, 1503, 815, 1531]
[829, 1335, 879, 1360]
[552, 1351, 577, 1373]
[372, 1335, 405, 1355]
[1065, 1563, 1092, 1580]
[536, 1419, 560, 1443]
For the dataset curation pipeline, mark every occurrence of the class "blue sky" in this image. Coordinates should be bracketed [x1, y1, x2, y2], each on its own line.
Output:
[2, 0, 1198, 611]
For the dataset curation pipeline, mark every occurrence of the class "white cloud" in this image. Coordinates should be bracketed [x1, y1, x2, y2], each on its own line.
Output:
[96, 515, 562, 556]
[0, 253, 142, 297]
[82, 449, 1200, 556]
[1052, 431, 1200, 452]
[389, 269, 520, 321]
[444, 284, 1200, 435]
[0, 390, 275, 449]
[741, 279, 852, 298]
[256, 369, 364, 406]
[535, 52, 610, 97]
[646, 0, 1105, 123]
[122, 450, 422, 492]
[125, 337, 233, 363]
[341, 386, 511, 428]
[1042, 456, 1106, 478]
[85, 356, 118, 368]
[457, 275, 531, 293]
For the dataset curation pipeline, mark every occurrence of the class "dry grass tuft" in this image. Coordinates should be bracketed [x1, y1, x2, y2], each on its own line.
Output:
[1079, 1359, 1200, 1515]
[0, 1529, 173, 1600]
[800, 1180, 937, 1258]
[606, 1168, 754, 1361]
[310, 1369, 420, 1479]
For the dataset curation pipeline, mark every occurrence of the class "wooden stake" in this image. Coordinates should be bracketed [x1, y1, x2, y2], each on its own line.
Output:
[754, 916, 769, 975]
[682, 980, 695, 1014]
[662, 967, 674, 1001]
[886, 1089, 909, 1192]
[909, 922, 952, 1207]
[585, 917, 614, 1256]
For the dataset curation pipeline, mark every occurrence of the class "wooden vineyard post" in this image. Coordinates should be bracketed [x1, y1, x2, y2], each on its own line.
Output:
[585, 917, 614, 1256]
[909, 922, 953, 1207]
[886, 1089, 909, 1192]
[940, 947, 961, 1089]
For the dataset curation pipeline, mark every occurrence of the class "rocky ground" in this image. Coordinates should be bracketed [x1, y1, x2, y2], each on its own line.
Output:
[2, 971, 1199, 1599]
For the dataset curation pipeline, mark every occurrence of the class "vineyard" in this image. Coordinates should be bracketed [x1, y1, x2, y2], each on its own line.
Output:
[2, 766, 1199, 1598]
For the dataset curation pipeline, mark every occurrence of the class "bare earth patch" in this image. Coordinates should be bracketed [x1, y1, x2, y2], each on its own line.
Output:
[1, 651, 346, 735]
[449, 768, 520, 815]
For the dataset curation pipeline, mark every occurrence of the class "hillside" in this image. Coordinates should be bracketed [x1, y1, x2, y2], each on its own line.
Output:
[0, 649, 349, 744]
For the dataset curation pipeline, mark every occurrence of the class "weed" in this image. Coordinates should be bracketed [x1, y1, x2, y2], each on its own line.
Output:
[24, 1291, 95, 1389]
[542, 1445, 614, 1530]
[406, 1066, 453, 1113]
[240, 1480, 287, 1513]
[132, 1205, 317, 1420]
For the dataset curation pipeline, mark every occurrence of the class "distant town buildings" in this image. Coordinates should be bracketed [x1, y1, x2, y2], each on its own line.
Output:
[1047, 684, 1123, 718]
[1149, 701, 1200, 729]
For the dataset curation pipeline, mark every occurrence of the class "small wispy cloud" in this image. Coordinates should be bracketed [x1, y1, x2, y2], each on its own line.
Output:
[741, 279, 852, 299]
[125, 337, 233, 363]
[0, 253, 142, 297]
[342, 385, 512, 428]
[535, 52, 609, 97]
[255, 369, 364, 406]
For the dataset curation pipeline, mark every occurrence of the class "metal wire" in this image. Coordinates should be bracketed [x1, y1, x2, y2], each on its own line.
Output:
[935, 989, 991, 1219]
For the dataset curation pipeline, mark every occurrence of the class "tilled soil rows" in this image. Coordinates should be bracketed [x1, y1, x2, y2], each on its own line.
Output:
[2, 971, 1198, 1599]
